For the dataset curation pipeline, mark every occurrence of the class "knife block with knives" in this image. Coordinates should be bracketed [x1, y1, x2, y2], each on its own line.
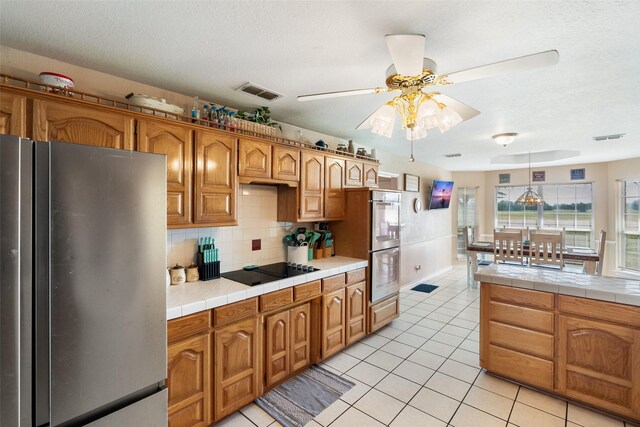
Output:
[197, 237, 220, 280]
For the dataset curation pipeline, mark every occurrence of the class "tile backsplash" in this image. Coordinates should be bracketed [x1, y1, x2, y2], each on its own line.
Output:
[167, 184, 310, 272]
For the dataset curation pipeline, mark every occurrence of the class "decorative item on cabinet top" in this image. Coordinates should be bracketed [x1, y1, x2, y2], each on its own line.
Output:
[0, 73, 378, 163]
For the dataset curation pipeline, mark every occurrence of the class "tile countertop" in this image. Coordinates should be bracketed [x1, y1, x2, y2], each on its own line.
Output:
[474, 264, 640, 306]
[167, 256, 368, 320]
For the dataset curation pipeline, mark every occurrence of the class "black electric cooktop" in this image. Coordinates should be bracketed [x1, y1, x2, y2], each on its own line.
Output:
[221, 262, 320, 286]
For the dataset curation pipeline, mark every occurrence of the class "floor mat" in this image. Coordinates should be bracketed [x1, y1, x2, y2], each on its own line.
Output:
[255, 365, 354, 427]
[411, 283, 439, 293]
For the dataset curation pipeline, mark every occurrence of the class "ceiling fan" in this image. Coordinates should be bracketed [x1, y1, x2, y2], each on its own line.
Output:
[298, 34, 559, 156]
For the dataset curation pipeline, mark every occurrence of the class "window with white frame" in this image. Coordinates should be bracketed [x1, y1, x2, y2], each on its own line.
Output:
[495, 183, 594, 247]
[457, 187, 477, 256]
[621, 179, 640, 272]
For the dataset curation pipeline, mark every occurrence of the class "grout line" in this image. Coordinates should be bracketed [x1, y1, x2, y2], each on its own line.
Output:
[505, 386, 521, 425]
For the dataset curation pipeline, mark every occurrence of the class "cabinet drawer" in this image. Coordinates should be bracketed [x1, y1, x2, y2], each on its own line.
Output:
[558, 295, 640, 328]
[260, 288, 293, 312]
[168, 311, 211, 343]
[213, 298, 258, 327]
[485, 344, 553, 391]
[489, 301, 554, 334]
[294, 280, 321, 302]
[322, 273, 346, 292]
[346, 268, 366, 285]
[489, 320, 554, 359]
[487, 284, 554, 310]
[369, 294, 399, 333]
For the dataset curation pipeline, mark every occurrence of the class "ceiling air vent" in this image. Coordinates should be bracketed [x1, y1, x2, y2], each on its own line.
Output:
[236, 82, 283, 101]
[444, 153, 463, 158]
[593, 133, 625, 141]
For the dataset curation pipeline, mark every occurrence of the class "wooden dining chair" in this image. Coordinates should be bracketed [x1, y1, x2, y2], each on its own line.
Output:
[596, 229, 607, 276]
[494, 229, 524, 265]
[529, 231, 563, 270]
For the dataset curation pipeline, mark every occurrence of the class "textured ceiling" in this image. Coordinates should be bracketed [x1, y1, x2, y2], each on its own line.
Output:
[1, 1, 639, 170]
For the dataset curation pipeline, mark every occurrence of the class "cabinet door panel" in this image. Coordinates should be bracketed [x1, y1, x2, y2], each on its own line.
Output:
[33, 99, 134, 149]
[322, 288, 345, 358]
[265, 310, 290, 388]
[290, 303, 311, 373]
[138, 120, 193, 225]
[557, 315, 640, 418]
[324, 156, 345, 220]
[272, 146, 300, 181]
[214, 317, 259, 421]
[0, 91, 26, 137]
[345, 160, 363, 187]
[167, 333, 211, 427]
[239, 139, 271, 178]
[194, 131, 237, 225]
[364, 163, 379, 188]
[346, 281, 366, 344]
[300, 152, 324, 220]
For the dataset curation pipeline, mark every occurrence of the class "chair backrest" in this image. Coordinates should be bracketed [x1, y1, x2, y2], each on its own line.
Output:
[494, 230, 524, 265]
[596, 229, 607, 275]
[530, 231, 563, 269]
[463, 226, 474, 250]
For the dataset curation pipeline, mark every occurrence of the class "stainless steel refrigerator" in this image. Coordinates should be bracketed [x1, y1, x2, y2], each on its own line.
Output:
[1, 136, 168, 426]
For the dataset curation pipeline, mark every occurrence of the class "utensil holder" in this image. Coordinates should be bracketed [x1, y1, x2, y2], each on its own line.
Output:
[287, 246, 308, 264]
[197, 252, 220, 281]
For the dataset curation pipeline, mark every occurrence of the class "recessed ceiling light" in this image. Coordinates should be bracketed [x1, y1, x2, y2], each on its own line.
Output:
[492, 133, 518, 147]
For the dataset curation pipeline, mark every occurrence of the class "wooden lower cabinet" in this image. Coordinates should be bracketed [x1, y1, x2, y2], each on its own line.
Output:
[369, 293, 399, 333]
[264, 303, 312, 388]
[322, 288, 346, 358]
[346, 281, 366, 344]
[167, 333, 212, 427]
[557, 315, 640, 419]
[214, 317, 259, 421]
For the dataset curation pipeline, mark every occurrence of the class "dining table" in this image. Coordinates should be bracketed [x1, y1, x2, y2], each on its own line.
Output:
[466, 241, 600, 287]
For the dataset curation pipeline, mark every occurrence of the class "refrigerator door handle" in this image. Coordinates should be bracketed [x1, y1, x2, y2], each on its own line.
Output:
[34, 141, 51, 426]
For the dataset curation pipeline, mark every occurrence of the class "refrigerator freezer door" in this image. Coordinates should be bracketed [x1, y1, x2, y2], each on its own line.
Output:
[0, 136, 33, 426]
[86, 389, 168, 427]
[41, 142, 167, 426]
[370, 247, 400, 302]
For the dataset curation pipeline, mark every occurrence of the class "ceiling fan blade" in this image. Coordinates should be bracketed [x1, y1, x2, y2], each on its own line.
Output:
[431, 93, 480, 121]
[356, 108, 377, 130]
[438, 50, 559, 85]
[385, 34, 426, 76]
[297, 88, 383, 102]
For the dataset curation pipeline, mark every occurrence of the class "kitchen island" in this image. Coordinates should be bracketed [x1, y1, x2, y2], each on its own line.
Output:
[476, 264, 640, 424]
[166, 256, 401, 426]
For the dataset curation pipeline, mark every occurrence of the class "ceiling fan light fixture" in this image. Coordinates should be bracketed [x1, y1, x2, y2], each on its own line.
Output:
[437, 105, 463, 133]
[492, 132, 518, 147]
[416, 98, 441, 130]
[406, 125, 427, 140]
[369, 103, 396, 138]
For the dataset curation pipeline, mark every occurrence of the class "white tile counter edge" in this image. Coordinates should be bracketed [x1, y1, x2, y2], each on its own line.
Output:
[167, 256, 368, 320]
[474, 264, 640, 306]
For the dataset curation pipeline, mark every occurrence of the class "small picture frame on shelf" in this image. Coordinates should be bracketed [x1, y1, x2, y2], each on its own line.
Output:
[404, 174, 420, 192]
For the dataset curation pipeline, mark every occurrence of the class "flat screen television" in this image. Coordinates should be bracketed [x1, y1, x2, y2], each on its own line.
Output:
[428, 180, 454, 210]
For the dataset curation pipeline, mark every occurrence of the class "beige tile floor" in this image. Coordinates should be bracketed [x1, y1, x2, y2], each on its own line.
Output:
[217, 264, 637, 427]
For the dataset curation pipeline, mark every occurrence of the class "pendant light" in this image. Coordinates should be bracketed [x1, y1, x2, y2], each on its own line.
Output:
[515, 152, 544, 206]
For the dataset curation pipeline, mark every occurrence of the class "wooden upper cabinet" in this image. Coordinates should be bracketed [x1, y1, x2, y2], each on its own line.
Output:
[214, 317, 259, 421]
[194, 130, 237, 225]
[322, 288, 346, 359]
[324, 156, 345, 220]
[0, 91, 27, 137]
[299, 152, 325, 220]
[557, 314, 640, 418]
[138, 119, 193, 226]
[346, 281, 366, 345]
[167, 333, 212, 427]
[364, 163, 379, 188]
[290, 303, 311, 373]
[345, 160, 364, 187]
[33, 99, 134, 149]
[265, 310, 290, 388]
[239, 139, 271, 178]
[272, 146, 300, 181]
